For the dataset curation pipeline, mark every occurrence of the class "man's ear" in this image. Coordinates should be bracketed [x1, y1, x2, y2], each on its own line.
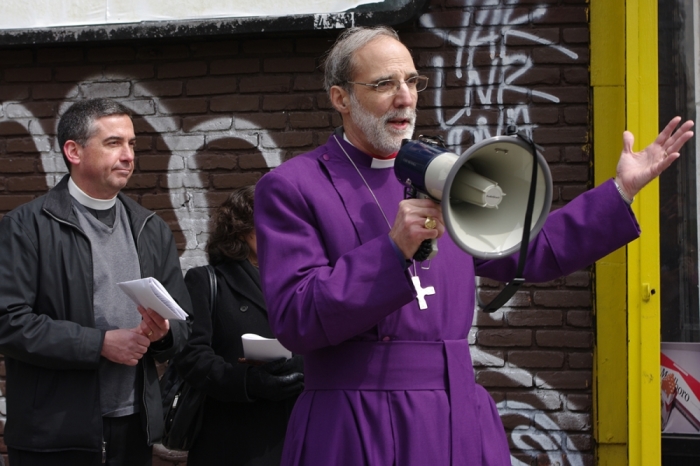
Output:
[63, 140, 81, 167]
[330, 85, 351, 114]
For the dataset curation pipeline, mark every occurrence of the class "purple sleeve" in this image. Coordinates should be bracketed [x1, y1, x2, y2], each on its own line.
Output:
[475, 179, 640, 281]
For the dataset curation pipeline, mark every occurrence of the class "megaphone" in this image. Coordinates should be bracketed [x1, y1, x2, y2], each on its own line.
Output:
[394, 131, 553, 312]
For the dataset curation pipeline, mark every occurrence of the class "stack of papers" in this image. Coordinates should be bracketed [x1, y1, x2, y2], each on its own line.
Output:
[241, 334, 291, 362]
[118, 277, 188, 320]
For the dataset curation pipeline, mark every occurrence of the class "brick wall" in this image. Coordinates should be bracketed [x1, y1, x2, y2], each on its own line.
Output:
[0, 0, 592, 465]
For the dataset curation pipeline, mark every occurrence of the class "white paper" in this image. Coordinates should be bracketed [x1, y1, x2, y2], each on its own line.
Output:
[118, 277, 188, 321]
[241, 333, 291, 362]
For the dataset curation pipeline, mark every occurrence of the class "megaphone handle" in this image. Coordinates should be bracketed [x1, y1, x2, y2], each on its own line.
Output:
[414, 239, 438, 262]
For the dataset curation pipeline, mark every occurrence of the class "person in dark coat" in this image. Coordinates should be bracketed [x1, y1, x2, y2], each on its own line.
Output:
[176, 185, 304, 466]
[0, 98, 192, 466]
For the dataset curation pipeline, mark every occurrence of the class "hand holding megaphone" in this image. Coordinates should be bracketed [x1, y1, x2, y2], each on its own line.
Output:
[389, 198, 445, 261]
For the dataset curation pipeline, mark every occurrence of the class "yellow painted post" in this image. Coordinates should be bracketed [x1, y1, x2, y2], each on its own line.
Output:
[591, 0, 629, 464]
[625, 0, 662, 465]
[592, 0, 661, 464]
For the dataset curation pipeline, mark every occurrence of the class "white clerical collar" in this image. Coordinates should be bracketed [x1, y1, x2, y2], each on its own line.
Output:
[68, 177, 117, 210]
[342, 133, 396, 169]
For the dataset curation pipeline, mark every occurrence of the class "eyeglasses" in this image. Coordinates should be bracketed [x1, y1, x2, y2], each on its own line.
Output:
[346, 76, 429, 95]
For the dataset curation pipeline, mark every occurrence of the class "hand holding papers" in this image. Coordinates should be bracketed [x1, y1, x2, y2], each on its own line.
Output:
[241, 334, 292, 363]
[118, 277, 187, 320]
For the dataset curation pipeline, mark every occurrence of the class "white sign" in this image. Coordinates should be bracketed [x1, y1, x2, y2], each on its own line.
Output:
[0, 0, 384, 30]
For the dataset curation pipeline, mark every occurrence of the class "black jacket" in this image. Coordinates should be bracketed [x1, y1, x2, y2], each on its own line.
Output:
[176, 260, 297, 466]
[0, 175, 192, 452]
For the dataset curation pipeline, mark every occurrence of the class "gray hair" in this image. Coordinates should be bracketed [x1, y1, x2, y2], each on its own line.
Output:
[322, 26, 401, 93]
[57, 98, 133, 172]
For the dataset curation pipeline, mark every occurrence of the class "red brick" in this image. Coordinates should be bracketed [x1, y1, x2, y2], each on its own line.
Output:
[158, 62, 207, 79]
[212, 172, 262, 189]
[157, 98, 208, 115]
[419, 11, 472, 29]
[0, 158, 36, 173]
[503, 28, 561, 46]
[206, 136, 258, 151]
[533, 126, 588, 144]
[32, 83, 80, 100]
[535, 412, 590, 431]
[242, 39, 294, 54]
[264, 58, 317, 73]
[509, 350, 565, 368]
[6, 176, 47, 192]
[141, 193, 174, 210]
[294, 75, 324, 92]
[477, 368, 533, 387]
[532, 6, 588, 24]
[533, 46, 589, 65]
[4, 67, 52, 82]
[189, 154, 238, 170]
[506, 310, 563, 327]
[500, 412, 533, 431]
[211, 95, 260, 112]
[190, 41, 239, 57]
[563, 27, 590, 44]
[473, 8, 530, 26]
[564, 68, 589, 85]
[263, 95, 315, 112]
[87, 47, 136, 63]
[54, 65, 103, 82]
[137, 45, 190, 61]
[182, 116, 233, 132]
[478, 329, 533, 347]
[289, 112, 330, 129]
[401, 32, 446, 49]
[6, 102, 56, 119]
[262, 132, 313, 149]
[529, 107, 561, 124]
[211, 58, 260, 75]
[536, 330, 592, 348]
[125, 174, 159, 189]
[37, 47, 83, 64]
[506, 391, 563, 411]
[186, 77, 238, 96]
[138, 155, 175, 172]
[568, 352, 592, 369]
[0, 85, 30, 101]
[0, 49, 34, 65]
[567, 310, 592, 327]
[0, 194, 36, 211]
[239, 153, 269, 170]
[239, 76, 292, 93]
[80, 82, 131, 99]
[104, 63, 155, 81]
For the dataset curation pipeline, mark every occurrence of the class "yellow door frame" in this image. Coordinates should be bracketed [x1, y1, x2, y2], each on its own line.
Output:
[592, 0, 661, 465]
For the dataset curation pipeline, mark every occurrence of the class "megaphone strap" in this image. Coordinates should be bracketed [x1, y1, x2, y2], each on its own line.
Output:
[479, 131, 539, 313]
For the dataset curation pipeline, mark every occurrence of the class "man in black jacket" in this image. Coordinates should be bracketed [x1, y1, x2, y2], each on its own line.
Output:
[0, 98, 192, 466]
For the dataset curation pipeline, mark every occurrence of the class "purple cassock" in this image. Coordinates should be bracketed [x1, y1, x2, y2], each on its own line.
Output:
[254, 131, 640, 466]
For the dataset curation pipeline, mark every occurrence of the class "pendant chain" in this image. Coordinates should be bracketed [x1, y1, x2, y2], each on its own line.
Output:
[334, 135, 418, 277]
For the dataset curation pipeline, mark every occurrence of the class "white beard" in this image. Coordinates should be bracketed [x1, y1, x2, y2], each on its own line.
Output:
[349, 93, 416, 155]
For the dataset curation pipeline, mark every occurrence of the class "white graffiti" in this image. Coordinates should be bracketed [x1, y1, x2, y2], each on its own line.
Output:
[422, 5, 578, 154]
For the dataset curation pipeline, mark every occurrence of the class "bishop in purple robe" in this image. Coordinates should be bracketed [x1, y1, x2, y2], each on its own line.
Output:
[254, 26, 694, 466]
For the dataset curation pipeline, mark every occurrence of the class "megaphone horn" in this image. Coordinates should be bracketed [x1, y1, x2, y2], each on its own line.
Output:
[394, 131, 553, 312]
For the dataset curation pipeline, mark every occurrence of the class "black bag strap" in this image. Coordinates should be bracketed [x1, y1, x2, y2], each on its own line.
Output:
[204, 265, 218, 318]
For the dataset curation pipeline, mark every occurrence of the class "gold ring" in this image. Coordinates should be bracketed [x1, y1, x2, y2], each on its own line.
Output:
[663, 150, 669, 158]
[147, 331, 153, 337]
[424, 217, 437, 230]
